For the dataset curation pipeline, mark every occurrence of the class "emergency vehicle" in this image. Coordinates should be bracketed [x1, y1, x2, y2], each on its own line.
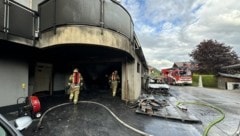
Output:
[161, 68, 192, 85]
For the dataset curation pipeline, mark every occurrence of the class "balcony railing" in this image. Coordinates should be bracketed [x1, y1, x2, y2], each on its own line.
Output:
[38, 0, 134, 41]
[0, 0, 38, 41]
[0, 0, 135, 44]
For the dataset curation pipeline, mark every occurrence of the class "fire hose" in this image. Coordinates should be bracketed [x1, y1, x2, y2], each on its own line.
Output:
[36, 101, 153, 136]
[176, 101, 225, 136]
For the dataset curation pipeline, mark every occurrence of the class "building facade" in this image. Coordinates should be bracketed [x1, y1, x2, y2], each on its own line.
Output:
[0, 0, 148, 110]
[218, 64, 240, 90]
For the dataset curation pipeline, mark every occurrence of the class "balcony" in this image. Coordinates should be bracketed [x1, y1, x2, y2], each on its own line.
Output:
[0, 0, 139, 59]
[0, 0, 37, 46]
[37, 0, 135, 59]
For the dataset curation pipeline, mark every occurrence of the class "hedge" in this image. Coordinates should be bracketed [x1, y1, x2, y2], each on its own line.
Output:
[192, 74, 217, 88]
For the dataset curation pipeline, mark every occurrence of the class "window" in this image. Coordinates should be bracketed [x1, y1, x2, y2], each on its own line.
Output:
[137, 63, 140, 73]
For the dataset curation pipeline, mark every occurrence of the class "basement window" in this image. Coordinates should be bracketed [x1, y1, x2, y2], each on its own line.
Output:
[137, 62, 140, 73]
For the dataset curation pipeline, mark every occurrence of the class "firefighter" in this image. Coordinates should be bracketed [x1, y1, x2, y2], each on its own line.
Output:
[109, 70, 120, 97]
[68, 68, 83, 104]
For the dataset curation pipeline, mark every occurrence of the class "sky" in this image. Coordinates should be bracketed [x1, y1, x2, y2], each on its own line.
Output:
[120, 0, 240, 70]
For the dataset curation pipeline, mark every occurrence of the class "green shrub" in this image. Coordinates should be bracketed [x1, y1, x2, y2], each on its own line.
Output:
[192, 74, 217, 88]
[202, 75, 217, 88]
[192, 74, 199, 86]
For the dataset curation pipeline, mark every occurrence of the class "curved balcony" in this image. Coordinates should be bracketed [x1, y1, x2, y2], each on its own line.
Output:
[38, 0, 135, 58]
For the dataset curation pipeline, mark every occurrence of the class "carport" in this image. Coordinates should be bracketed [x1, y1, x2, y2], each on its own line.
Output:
[31, 44, 132, 98]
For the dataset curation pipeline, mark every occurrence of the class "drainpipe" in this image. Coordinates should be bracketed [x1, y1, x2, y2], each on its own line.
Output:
[53, 0, 56, 34]
[30, 0, 35, 47]
[3, 0, 6, 33]
[3, 0, 9, 39]
[125, 57, 129, 102]
[32, 13, 37, 47]
[100, 0, 104, 35]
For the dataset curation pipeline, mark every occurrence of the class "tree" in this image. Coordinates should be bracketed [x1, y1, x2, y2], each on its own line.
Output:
[189, 39, 239, 74]
[148, 66, 161, 78]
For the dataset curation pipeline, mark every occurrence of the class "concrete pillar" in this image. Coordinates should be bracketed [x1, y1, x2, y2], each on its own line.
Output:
[121, 56, 142, 101]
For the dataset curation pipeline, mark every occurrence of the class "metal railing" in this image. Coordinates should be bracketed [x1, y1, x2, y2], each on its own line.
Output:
[0, 0, 136, 45]
[0, 0, 38, 40]
[38, 0, 134, 42]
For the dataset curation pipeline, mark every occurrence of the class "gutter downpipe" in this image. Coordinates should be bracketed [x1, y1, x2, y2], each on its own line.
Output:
[3, 0, 9, 39]
[100, 0, 104, 35]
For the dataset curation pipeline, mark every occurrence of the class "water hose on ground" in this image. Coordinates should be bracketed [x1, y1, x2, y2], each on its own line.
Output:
[176, 101, 225, 136]
[37, 102, 70, 129]
[36, 101, 153, 136]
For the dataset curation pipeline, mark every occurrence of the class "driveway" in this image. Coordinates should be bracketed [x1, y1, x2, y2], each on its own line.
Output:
[170, 86, 240, 136]
[13, 87, 240, 136]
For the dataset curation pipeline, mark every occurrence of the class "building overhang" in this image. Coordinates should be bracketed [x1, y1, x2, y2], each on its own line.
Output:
[222, 64, 240, 69]
[38, 44, 133, 63]
[37, 25, 135, 60]
[218, 72, 240, 79]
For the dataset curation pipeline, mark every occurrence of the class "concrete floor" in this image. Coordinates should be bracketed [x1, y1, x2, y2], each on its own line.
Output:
[5, 87, 240, 136]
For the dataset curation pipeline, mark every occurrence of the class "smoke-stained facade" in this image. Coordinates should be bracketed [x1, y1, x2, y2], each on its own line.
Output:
[0, 0, 148, 110]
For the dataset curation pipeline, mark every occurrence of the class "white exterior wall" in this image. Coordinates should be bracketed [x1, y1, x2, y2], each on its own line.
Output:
[134, 58, 142, 99]
[32, 0, 45, 10]
[15, 0, 32, 8]
[121, 62, 127, 100]
[0, 59, 28, 107]
[14, 0, 44, 10]
[121, 55, 142, 101]
[227, 82, 240, 90]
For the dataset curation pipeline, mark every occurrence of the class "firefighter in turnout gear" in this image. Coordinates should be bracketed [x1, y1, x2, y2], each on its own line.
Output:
[68, 68, 83, 104]
[109, 70, 120, 97]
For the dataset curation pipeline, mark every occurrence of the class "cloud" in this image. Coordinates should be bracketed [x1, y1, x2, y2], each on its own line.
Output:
[184, 0, 240, 53]
[148, 59, 173, 70]
[121, 0, 240, 70]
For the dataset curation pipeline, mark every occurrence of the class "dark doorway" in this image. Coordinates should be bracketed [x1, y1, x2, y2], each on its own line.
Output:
[63, 61, 122, 98]
[76, 62, 121, 90]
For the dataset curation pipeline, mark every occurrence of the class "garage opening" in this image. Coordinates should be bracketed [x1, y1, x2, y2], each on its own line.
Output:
[69, 62, 122, 99]
[32, 44, 133, 98]
[76, 62, 122, 91]
[50, 61, 122, 98]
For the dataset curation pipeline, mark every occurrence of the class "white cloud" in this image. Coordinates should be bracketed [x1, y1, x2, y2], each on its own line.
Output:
[121, 0, 240, 70]
[148, 59, 173, 70]
[185, 0, 240, 53]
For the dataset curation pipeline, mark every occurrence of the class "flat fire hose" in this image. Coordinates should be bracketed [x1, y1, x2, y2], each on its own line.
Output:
[37, 101, 153, 136]
[176, 101, 225, 136]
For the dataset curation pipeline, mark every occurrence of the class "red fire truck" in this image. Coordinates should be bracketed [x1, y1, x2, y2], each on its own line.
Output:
[161, 68, 192, 85]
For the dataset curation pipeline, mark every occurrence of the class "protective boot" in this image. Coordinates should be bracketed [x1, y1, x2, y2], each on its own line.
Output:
[112, 81, 118, 97]
[69, 93, 73, 101]
[113, 90, 116, 97]
[73, 89, 80, 104]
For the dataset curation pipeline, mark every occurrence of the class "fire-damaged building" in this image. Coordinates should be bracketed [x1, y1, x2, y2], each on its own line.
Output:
[0, 0, 148, 112]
